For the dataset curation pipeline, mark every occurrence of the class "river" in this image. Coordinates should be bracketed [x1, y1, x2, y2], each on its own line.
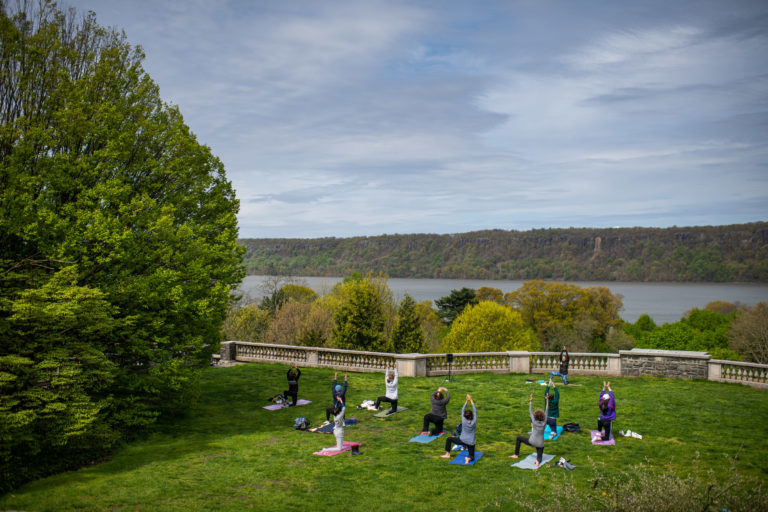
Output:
[238, 276, 768, 324]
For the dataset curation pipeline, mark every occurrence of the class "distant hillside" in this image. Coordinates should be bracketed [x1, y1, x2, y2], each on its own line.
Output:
[239, 222, 768, 282]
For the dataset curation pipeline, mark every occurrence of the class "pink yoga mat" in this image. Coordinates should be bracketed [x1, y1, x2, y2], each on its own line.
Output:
[591, 430, 615, 445]
[263, 399, 311, 410]
[313, 441, 360, 456]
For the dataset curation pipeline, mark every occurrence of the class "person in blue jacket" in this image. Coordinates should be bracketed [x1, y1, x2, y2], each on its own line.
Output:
[441, 394, 477, 465]
[325, 372, 348, 423]
[596, 381, 616, 441]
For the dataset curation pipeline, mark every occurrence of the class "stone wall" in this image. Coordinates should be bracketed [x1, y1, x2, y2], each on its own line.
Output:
[620, 349, 710, 379]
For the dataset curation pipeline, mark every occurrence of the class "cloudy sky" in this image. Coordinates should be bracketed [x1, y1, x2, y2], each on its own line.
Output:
[68, 0, 768, 238]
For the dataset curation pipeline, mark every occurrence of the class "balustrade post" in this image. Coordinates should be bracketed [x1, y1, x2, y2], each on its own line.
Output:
[507, 351, 530, 374]
[606, 355, 621, 377]
[306, 349, 319, 368]
[397, 354, 426, 377]
[220, 341, 236, 362]
[708, 361, 722, 381]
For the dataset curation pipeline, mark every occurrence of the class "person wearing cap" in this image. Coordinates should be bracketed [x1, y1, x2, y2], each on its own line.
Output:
[596, 381, 616, 441]
[373, 363, 398, 414]
[325, 372, 348, 423]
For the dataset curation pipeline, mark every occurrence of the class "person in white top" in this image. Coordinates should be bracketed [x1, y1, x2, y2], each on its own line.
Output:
[373, 363, 398, 414]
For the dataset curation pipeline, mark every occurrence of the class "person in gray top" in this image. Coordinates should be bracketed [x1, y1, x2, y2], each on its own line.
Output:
[511, 393, 549, 467]
[441, 394, 477, 464]
[421, 387, 450, 436]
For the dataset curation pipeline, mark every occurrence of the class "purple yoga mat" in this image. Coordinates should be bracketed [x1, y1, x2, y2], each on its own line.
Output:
[263, 399, 311, 410]
[313, 441, 360, 456]
[591, 430, 615, 445]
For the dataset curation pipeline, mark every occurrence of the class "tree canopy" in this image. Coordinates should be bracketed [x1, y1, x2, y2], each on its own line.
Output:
[442, 301, 539, 353]
[0, 1, 243, 491]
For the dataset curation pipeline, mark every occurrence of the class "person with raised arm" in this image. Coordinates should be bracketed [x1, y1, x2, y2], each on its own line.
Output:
[511, 393, 549, 468]
[596, 381, 616, 441]
[544, 377, 560, 439]
[549, 345, 570, 385]
[325, 372, 348, 424]
[440, 394, 477, 465]
[373, 362, 398, 414]
[284, 364, 301, 406]
[421, 386, 450, 436]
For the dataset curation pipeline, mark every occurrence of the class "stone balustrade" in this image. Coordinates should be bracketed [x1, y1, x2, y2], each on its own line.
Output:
[219, 341, 767, 389]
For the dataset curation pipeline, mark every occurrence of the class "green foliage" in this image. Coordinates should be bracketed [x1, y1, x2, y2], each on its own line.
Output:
[281, 284, 318, 303]
[508, 281, 623, 350]
[442, 301, 538, 352]
[435, 287, 476, 325]
[728, 302, 768, 363]
[0, 1, 243, 491]
[634, 308, 735, 355]
[239, 223, 768, 282]
[1, 266, 120, 491]
[331, 279, 387, 351]
[390, 294, 426, 353]
[220, 304, 271, 342]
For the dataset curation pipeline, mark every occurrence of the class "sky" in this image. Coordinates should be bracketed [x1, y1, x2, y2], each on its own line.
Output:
[67, 0, 768, 239]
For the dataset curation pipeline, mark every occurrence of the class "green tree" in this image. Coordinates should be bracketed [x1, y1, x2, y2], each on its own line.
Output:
[0, 1, 243, 489]
[220, 304, 271, 342]
[728, 302, 768, 363]
[442, 301, 538, 353]
[391, 294, 425, 353]
[331, 280, 387, 351]
[281, 284, 318, 303]
[435, 287, 476, 325]
[0, 266, 119, 491]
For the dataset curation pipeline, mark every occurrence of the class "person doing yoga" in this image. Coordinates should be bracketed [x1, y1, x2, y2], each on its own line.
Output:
[596, 381, 616, 441]
[511, 393, 548, 468]
[321, 396, 346, 453]
[422, 387, 450, 436]
[441, 394, 477, 465]
[325, 372, 348, 424]
[545, 378, 560, 438]
[549, 345, 569, 385]
[284, 364, 301, 406]
[374, 363, 398, 414]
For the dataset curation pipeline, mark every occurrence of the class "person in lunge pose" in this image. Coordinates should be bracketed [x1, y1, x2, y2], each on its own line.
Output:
[325, 372, 348, 424]
[283, 364, 301, 406]
[549, 345, 570, 385]
[544, 378, 560, 439]
[374, 363, 398, 414]
[596, 381, 616, 441]
[441, 394, 477, 465]
[511, 393, 548, 468]
[422, 387, 450, 436]
[322, 395, 346, 453]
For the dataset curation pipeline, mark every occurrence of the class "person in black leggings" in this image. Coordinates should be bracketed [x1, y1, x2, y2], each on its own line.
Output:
[283, 365, 301, 406]
[421, 387, 450, 436]
[511, 393, 549, 468]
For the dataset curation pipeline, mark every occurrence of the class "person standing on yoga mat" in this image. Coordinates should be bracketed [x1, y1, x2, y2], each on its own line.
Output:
[322, 395, 346, 452]
[284, 364, 301, 406]
[545, 378, 560, 439]
[374, 363, 398, 414]
[511, 393, 548, 468]
[325, 372, 348, 424]
[441, 394, 477, 465]
[549, 345, 570, 385]
[422, 387, 450, 436]
[597, 381, 616, 441]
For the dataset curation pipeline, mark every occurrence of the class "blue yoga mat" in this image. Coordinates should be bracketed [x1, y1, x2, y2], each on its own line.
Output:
[528, 425, 564, 441]
[449, 450, 484, 465]
[409, 432, 445, 443]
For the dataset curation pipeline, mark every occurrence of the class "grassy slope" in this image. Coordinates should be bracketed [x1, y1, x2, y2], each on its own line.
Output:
[2, 364, 767, 511]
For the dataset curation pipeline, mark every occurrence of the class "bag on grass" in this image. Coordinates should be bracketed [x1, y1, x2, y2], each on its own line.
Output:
[294, 416, 310, 430]
[268, 393, 285, 404]
[563, 422, 580, 433]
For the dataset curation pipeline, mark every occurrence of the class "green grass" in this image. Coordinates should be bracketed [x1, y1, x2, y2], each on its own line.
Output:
[2, 364, 767, 511]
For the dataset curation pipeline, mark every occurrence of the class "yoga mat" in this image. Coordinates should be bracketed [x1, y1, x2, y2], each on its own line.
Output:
[449, 450, 484, 465]
[374, 406, 408, 418]
[308, 418, 358, 433]
[527, 425, 564, 440]
[511, 452, 555, 469]
[313, 441, 360, 456]
[409, 432, 445, 443]
[591, 430, 615, 445]
[263, 399, 311, 410]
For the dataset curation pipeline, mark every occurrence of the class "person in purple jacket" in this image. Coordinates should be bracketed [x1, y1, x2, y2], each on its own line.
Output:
[596, 381, 616, 441]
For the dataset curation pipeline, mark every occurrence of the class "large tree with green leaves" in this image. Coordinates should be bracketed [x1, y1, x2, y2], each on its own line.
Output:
[390, 293, 425, 353]
[331, 279, 387, 351]
[0, 1, 243, 490]
[442, 301, 538, 353]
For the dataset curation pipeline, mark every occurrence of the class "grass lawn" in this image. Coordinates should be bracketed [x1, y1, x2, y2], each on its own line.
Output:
[2, 363, 767, 511]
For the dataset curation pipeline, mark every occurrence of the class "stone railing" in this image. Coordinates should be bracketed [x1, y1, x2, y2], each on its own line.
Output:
[218, 342, 768, 389]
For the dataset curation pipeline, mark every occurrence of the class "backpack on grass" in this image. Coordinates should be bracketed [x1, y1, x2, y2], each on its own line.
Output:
[294, 417, 310, 430]
[563, 422, 580, 433]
